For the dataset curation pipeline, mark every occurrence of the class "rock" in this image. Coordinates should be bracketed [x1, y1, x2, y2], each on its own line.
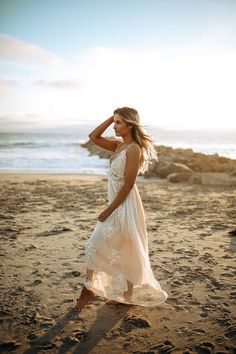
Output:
[156, 162, 192, 178]
[167, 172, 193, 183]
[152, 160, 168, 174]
[122, 314, 151, 330]
[147, 159, 157, 174]
[229, 170, 236, 177]
[81, 137, 116, 159]
[201, 173, 236, 186]
[38, 226, 73, 237]
[24, 244, 37, 251]
[80, 138, 236, 182]
[188, 173, 202, 184]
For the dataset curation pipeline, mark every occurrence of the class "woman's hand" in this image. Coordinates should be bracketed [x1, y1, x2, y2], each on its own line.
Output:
[98, 208, 112, 222]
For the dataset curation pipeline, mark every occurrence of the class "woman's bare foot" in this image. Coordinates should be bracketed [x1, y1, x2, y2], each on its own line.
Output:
[74, 286, 96, 313]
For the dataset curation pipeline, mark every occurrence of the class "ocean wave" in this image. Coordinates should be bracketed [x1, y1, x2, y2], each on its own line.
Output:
[0, 141, 81, 149]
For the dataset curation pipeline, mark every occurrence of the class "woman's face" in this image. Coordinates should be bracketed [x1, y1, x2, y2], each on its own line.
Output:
[113, 113, 131, 137]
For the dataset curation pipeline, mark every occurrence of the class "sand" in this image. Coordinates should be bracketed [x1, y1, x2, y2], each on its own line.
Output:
[0, 173, 235, 353]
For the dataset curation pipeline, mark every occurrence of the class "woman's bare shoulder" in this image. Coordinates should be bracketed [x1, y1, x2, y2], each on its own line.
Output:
[126, 143, 141, 158]
[127, 143, 141, 152]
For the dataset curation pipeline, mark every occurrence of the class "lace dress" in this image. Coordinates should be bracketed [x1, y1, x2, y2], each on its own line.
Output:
[84, 144, 168, 306]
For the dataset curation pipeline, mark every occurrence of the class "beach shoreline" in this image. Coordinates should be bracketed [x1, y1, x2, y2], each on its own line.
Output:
[0, 170, 107, 177]
[0, 173, 235, 353]
[0, 171, 167, 185]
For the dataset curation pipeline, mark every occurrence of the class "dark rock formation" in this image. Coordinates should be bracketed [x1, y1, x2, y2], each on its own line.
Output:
[81, 138, 236, 185]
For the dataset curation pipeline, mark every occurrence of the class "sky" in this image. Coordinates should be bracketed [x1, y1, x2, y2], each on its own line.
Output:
[0, 0, 236, 131]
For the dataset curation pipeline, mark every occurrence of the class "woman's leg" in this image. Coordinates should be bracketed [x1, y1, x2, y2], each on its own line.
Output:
[75, 269, 96, 312]
[76, 268, 93, 302]
[106, 280, 133, 305]
[74, 285, 96, 312]
[123, 280, 133, 300]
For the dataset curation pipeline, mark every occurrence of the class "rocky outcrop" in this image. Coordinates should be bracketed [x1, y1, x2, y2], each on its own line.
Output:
[81, 138, 236, 186]
[155, 162, 193, 178]
[200, 173, 236, 186]
[81, 138, 113, 159]
[167, 172, 194, 183]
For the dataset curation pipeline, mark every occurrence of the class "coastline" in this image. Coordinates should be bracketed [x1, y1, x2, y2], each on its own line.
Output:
[0, 171, 107, 179]
[0, 171, 166, 185]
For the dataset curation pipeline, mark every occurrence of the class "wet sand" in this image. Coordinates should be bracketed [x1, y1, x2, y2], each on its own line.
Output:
[0, 173, 235, 353]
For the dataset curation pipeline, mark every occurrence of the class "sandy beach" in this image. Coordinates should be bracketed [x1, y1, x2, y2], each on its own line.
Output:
[0, 172, 235, 353]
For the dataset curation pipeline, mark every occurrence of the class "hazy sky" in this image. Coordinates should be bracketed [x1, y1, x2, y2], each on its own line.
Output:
[0, 0, 236, 131]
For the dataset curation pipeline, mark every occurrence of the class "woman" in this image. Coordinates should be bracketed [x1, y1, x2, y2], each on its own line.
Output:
[75, 107, 168, 312]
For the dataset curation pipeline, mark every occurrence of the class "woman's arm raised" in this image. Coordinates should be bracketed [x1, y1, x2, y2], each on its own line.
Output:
[89, 116, 121, 152]
[98, 144, 141, 222]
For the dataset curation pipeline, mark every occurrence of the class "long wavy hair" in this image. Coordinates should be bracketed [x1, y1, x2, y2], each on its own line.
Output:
[113, 107, 157, 174]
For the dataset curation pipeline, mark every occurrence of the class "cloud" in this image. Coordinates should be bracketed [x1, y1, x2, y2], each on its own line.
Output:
[0, 79, 20, 98]
[71, 46, 236, 128]
[35, 79, 83, 90]
[0, 112, 60, 132]
[0, 34, 64, 66]
[0, 113, 39, 132]
[1, 43, 236, 130]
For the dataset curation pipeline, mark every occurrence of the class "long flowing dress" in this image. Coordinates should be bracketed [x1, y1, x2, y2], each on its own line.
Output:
[84, 144, 168, 307]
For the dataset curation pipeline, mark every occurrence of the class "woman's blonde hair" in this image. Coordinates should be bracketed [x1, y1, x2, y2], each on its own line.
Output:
[113, 107, 157, 174]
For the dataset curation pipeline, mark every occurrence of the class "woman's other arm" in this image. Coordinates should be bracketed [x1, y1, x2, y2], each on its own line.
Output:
[98, 144, 141, 222]
[89, 116, 121, 152]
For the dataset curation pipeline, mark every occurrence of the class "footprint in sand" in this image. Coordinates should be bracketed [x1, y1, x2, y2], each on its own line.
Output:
[221, 272, 234, 278]
[229, 291, 236, 299]
[216, 315, 230, 326]
[0, 340, 21, 352]
[172, 280, 184, 286]
[188, 299, 201, 306]
[222, 254, 233, 259]
[150, 340, 174, 352]
[208, 295, 223, 300]
[224, 326, 236, 339]
[30, 279, 43, 286]
[195, 342, 215, 354]
[191, 328, 207, 335]
[200, 311, 208, 318]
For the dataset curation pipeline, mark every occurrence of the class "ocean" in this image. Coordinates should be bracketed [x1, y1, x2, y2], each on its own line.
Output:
[0, 126, 235, 174]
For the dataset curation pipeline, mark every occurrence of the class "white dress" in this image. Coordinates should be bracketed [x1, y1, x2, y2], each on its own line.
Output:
[84, 144, 168, 306]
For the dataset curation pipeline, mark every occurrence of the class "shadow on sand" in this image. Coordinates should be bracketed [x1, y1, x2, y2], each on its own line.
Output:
[23, 306, 78, 353]
[72, 303, 132, 354]
[24, 303, 132, 353]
